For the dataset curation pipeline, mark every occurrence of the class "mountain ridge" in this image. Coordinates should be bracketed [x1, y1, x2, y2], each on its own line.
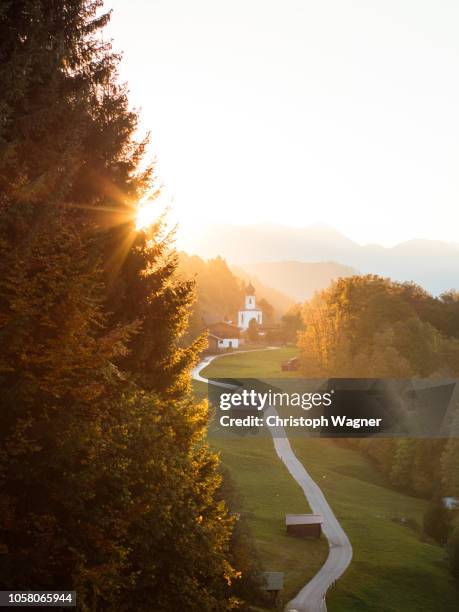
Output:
[183, 224, 459, 295]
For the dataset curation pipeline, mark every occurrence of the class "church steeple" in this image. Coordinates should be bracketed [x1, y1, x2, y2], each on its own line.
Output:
[244, 283, 256, 310]
[244, 282, 255, 295]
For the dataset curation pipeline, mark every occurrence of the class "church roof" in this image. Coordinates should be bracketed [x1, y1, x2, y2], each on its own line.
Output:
[244, 282, 255, 295]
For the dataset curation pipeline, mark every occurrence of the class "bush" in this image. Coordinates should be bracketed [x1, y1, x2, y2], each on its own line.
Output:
[446, 526, 459, 581]
[423, 498, 451, 544]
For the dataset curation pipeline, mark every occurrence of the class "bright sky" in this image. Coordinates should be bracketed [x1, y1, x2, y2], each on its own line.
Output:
[106, 0, 459, 247]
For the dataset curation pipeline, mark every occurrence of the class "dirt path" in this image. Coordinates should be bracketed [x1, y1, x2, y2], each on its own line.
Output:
[193, 351, 352, 612]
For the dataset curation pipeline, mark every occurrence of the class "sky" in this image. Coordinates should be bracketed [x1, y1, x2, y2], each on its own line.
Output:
[106, 0, 459, 247]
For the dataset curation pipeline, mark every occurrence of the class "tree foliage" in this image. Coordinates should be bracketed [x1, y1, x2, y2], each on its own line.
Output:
[0, 1, 246, 609]
[246, 318, 260, 344]
[298, 275, 459, 499]
[298, 275, 459, 583]
[299, 275, 459, 378]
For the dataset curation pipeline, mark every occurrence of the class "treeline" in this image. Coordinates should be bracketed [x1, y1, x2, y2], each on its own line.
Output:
[298, 275, 459, 579]
[300, 275, 459, 379]
[178, 253, 247, 333]
[0, 2, 263, 610]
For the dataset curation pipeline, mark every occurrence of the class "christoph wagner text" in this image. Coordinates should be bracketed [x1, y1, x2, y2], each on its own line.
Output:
[219, 415, 383, 429]
[219, 390, 333, 411]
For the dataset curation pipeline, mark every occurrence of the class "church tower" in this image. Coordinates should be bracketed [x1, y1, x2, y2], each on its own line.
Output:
[238, 283, 263, 330]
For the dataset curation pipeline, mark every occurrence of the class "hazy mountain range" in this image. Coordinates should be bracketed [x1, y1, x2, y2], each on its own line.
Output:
[187, 223, 459, 296]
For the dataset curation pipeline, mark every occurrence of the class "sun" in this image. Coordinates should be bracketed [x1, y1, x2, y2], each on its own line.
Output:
[136, 199, 158, 231]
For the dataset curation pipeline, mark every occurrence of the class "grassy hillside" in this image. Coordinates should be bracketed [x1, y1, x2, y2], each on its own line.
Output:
[215, 436, 328, 602]
[198, 347, 328, 603]
[240, 260, 357, 302]
[291, 439, 458, 612]
[202, 347, 298, 379]
[197, 348, 458, 611]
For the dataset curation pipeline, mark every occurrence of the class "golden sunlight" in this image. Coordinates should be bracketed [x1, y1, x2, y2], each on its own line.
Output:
[136, 199, 157, 231]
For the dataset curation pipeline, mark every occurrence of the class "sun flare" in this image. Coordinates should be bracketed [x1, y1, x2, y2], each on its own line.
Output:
[136, 199, 158, 231]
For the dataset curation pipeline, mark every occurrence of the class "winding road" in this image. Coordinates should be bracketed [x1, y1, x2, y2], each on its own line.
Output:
[192, 350, 353, 612]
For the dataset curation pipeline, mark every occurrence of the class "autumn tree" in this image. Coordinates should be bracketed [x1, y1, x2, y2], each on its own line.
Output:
[0, 1, 241, 609]
[299, 275, 459, 378]
[258, 297, 274, 325]
[246, 318, 260, 344]
[280, 304, 304, 344]
[298, 275, 459, 507]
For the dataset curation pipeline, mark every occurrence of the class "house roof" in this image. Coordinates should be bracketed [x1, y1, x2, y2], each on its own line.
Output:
[262, 572, 284, 591]
[285, 514, 323, 526]
[208, 321, 241, 338]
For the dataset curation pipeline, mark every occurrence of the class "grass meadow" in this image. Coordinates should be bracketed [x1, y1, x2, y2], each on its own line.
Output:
[195, 348, 458, 611]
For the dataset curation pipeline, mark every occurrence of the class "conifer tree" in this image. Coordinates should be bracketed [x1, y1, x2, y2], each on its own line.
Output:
[0, 2, 240, 609]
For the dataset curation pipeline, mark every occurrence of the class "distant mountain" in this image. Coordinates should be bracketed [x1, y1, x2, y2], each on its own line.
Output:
[238, 261, 357, 302]
[186, 224, 459, 295]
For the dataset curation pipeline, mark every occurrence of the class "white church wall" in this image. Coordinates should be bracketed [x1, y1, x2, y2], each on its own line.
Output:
[238, 289, 263, 330]
[238, 310, 262, 330]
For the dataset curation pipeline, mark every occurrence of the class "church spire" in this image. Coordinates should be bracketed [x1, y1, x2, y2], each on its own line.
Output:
[245, 282, 255, 295]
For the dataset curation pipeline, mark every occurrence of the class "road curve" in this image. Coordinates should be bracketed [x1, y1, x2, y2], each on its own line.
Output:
[265, 406, 352, 612]
[192, 351, 352, 612]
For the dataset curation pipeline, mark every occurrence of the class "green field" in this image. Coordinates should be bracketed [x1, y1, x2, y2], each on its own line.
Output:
[202, 346, 299, 379]
[214, 436, 328, 603]
[291, 438, 458, 611]
[197, 347, 328, 603]
[196, 348, 458, 611]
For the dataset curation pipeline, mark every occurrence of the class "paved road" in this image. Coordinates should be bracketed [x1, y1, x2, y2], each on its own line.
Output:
[192, 351, 353, 612]
[265, 405, 352, 612]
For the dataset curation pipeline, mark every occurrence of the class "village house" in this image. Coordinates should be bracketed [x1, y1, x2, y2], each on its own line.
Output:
[207, 321, 241, 351]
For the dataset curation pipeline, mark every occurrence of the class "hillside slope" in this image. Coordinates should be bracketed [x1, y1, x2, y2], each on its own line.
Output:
[240, 260, 357, 302]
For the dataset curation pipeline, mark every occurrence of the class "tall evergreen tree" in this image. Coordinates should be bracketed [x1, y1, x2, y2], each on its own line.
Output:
[0, 1, 240, 609]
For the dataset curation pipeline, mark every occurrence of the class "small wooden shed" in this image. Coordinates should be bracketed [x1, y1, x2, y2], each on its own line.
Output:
[281, 357, 300, 371]
[262, 572, 284, 603]
[285, 514, 323, 539]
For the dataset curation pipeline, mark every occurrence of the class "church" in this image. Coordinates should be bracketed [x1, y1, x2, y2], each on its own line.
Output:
[207, 283, 263, 351]
[237, 283, 263, 330]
